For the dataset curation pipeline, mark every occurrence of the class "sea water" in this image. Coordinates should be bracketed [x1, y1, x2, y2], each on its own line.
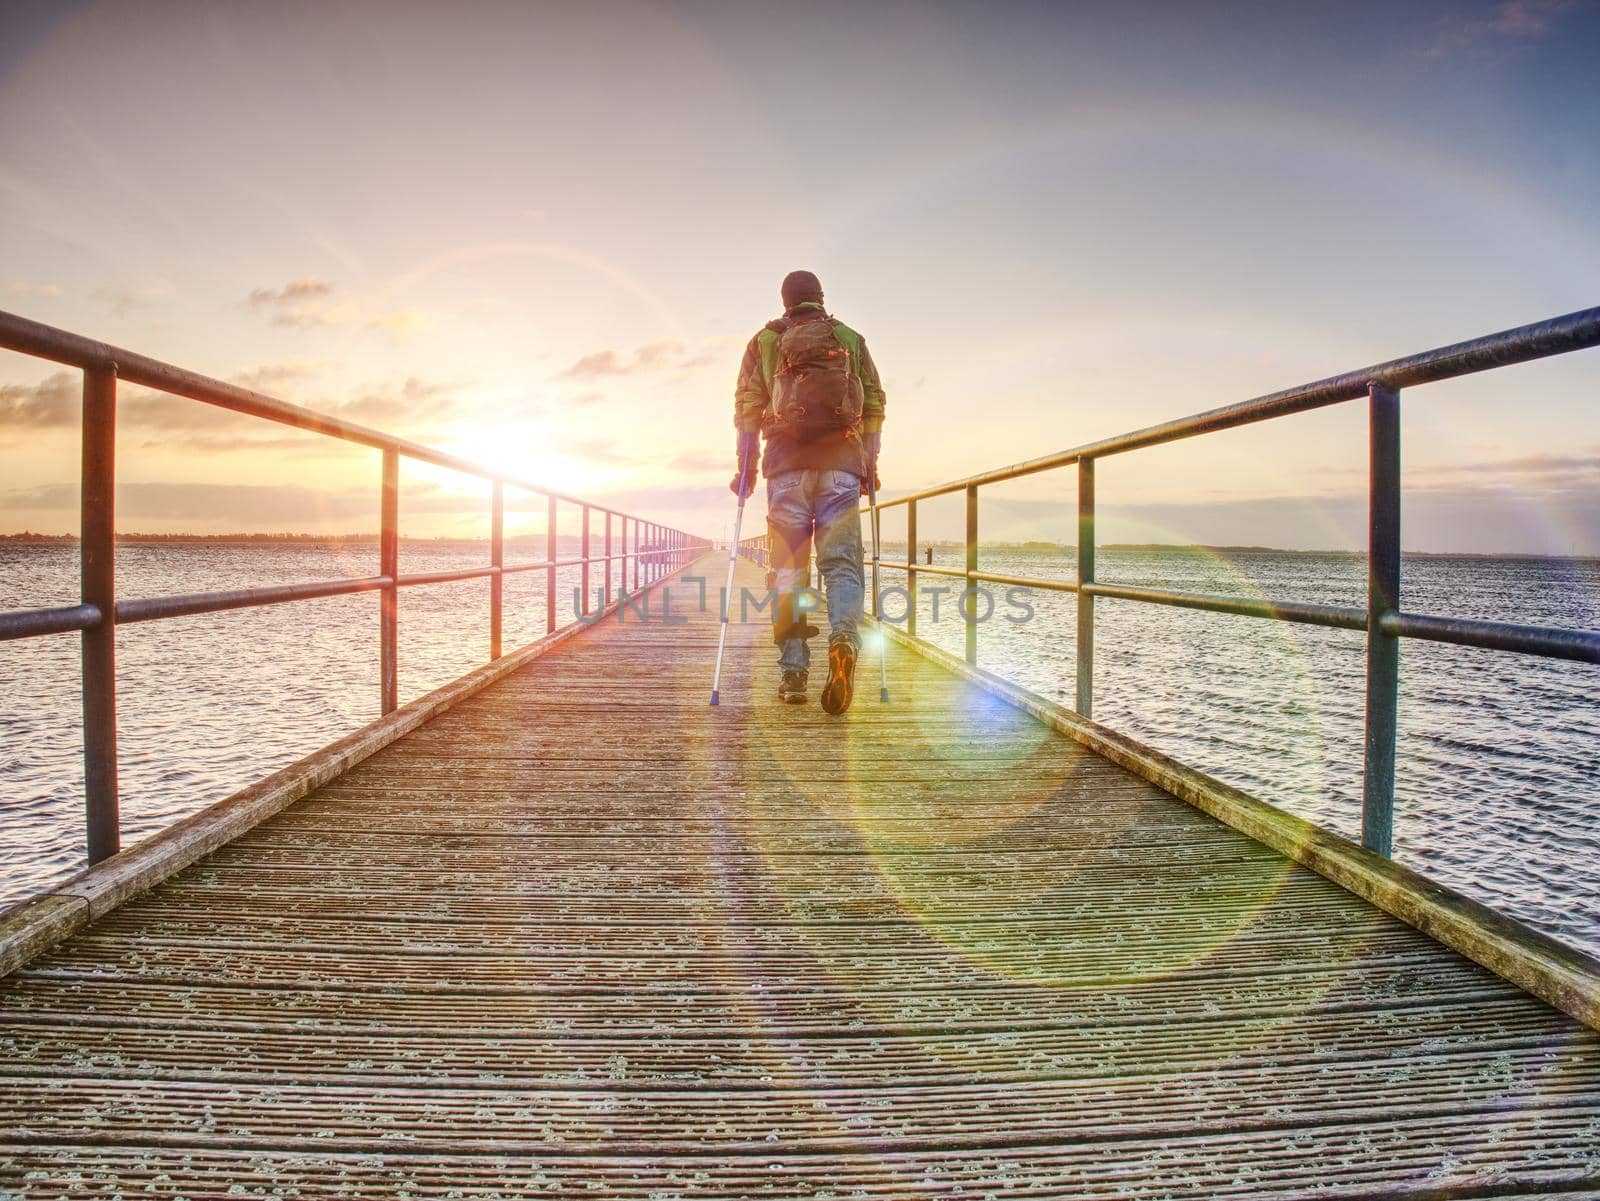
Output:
[2, 542, 1597, 959]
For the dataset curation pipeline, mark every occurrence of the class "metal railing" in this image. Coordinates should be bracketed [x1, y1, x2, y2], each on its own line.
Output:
[0, 311, 706, 864]
[849, 307, 1598, 858]
[736, 533, 771, 568]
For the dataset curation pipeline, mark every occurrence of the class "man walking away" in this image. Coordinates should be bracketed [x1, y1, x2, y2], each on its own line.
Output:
[731, 270, 886, 714]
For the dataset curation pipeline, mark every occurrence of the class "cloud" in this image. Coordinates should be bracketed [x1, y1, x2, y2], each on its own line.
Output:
[129, 434, 356, 456]
[1424, 0, 1575, 57]
[0, 365, 317, 433]
[1407, 450, 1600, 487]
[247, 277, 334, 306]
[555, 337, 730, 380]
[0, 373, 78, 428]
[1478, 0, 1573, 37]
[131, 374, 460, 448]
[244, 278, 426, 337]
[558, 350, 627, 379]
[120, 390, 239, 431]
[365, 308, 430, 337]
[571, 391, 605, 407]
[0, 365, 460, 453]
[94, 285, 167, 316]
[0, 481, 379, 524]
[876, 483, 1600, 555]
[341, 377, 458, 424]
[633, 339, 682, 368]
[0, 478, 525, 527]
[230, 361, 321, 392]
[271, 302, 360, 329]
[8, 281, 62, 300]
[583, 480, 737, 513]
[1112, 486, 1600, 555]
[114, 363, 337, 439]
[1, 483, 77, 510]
[1307, 447, 1600, 489]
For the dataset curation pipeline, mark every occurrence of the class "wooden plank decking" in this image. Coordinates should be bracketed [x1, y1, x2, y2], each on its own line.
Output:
[3, 552, 1599, 1197]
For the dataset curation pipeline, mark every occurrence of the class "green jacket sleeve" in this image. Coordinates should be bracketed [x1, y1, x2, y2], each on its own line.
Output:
[733, 332, 771, 434]
[855, 336, 886, 435]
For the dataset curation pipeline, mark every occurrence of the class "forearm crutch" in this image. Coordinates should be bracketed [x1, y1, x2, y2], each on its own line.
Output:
[709, 460, 753, 707]
[866, 474, 890, 703]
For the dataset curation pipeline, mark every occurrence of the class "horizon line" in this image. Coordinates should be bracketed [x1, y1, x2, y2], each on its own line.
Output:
[2, 531, 1596, 562]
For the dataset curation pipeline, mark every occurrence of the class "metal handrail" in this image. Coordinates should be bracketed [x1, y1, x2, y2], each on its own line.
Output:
[860, 306, 1600, 858]
[736, 533, 771, 568]
[0, 310, 707, 864]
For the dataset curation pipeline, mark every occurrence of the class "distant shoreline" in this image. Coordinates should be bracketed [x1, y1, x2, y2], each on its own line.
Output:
[904, 542, 1600, 562]
[1, 532, 1594, 562]
[0, 532, 597, 550]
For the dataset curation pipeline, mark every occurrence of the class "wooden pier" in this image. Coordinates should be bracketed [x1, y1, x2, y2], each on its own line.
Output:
[3, 552, 1600, 1197]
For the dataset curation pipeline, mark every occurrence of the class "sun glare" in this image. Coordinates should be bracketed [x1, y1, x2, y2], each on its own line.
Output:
[443, 428, 609, 499]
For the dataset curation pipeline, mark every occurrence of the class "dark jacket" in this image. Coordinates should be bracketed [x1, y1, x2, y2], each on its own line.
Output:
[733, 302, 886, 479]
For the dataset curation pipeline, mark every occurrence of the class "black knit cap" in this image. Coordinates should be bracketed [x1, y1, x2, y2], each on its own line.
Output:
[780, 270, 823, 308]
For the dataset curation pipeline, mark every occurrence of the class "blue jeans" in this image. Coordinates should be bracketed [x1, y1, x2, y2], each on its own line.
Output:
[767, 468, 864, 673]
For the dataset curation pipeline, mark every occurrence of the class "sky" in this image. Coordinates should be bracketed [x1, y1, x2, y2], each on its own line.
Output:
[1, 0, 1597, 552]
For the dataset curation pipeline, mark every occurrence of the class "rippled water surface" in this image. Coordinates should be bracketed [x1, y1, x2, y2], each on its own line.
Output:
[3, 542, 1598, 960]
[1, 541, 606, 910]
[884, 543, 1600, 958]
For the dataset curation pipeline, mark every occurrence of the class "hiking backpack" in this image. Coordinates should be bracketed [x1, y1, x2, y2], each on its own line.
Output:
[763, 314, 865, 443]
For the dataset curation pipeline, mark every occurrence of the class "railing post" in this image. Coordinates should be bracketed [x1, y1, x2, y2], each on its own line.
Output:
[604, 512, 612, 607]
[906, 499, 918, 637]
[1076, 457, 1095, 719]
[580, 506, 590, 615]
[489, 481, 503, 660]
[545, 495, 557, 634]
[380, 450, 399, 715]
[964, 484, 979, 665]
[81, 362, 119, 864]
[870, 507, 881, 620]
[1363, 382, 1402, 857]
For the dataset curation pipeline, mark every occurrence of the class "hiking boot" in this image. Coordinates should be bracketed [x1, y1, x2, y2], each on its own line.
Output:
[777, 670, 808, 704]
[820, 640, 856, 716]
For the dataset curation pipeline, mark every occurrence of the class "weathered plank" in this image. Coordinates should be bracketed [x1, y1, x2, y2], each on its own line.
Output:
[2, 551, 1599, 1198]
